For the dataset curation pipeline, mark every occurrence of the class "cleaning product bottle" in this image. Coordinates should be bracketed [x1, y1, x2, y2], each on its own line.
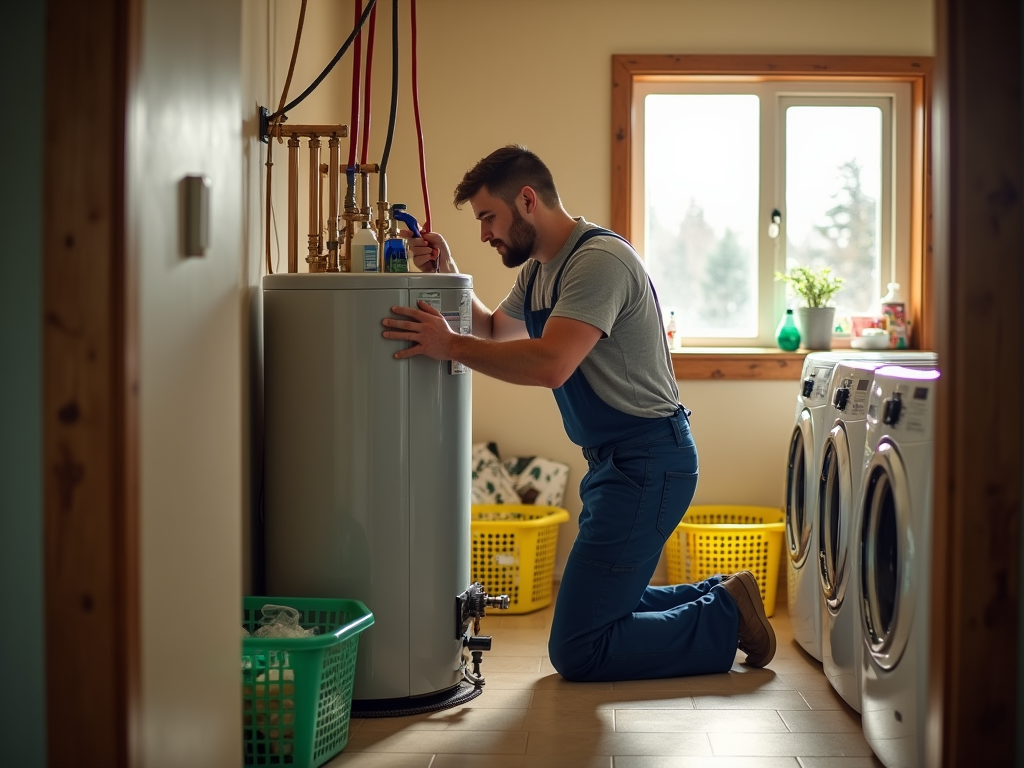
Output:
[350, 222, 379, 273]
[775, 308, 801, 352]
[665, 310, 678, 349]
[383, 205, 409, 273]
[880, 282, 908, 349]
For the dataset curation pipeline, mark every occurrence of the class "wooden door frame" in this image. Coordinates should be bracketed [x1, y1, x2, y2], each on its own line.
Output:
[929, 0, 1021, 763]
[43, 0, 141, 765]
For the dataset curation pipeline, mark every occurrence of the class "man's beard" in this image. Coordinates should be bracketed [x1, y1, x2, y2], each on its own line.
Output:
[495, 207, 537, 268]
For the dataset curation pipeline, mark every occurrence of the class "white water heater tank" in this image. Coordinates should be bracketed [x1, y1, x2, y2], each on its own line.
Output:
[263, 272, 473, 702]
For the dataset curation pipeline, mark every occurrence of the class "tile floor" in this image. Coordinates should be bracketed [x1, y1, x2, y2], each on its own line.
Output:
[328, 589, 883, 768]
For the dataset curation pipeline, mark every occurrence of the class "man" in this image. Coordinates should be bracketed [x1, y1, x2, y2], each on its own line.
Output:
[381, 145, 775, 681]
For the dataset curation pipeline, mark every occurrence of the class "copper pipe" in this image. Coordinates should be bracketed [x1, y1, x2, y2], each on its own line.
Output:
[272, 123, 347, 139]
[327, 138, 341, 272]
[317, 162, 325, 268]
[343, 218, 355, 273]
[306, 136, 323, 272]
[287, 136, 300, 273]
[360, 171, 371, 218]
[375, 198, 390, 272]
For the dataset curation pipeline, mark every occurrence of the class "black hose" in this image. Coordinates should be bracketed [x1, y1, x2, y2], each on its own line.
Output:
[378, 0, 400, 201]
[270, 0, 378, 122]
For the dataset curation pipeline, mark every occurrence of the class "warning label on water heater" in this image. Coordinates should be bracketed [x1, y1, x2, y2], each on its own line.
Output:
[417, 290, 470, 375]
[417, 291, 442, 314]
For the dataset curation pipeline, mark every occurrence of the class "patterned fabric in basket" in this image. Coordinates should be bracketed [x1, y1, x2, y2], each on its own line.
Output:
[471, 443, 520, 505]
[503, 456, 570, 507]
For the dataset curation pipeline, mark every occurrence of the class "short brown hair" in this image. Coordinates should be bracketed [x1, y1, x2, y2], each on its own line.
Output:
[453, 145, 561, 209]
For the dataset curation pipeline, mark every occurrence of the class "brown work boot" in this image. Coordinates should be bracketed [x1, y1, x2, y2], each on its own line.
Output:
[721, 571, 776, 667]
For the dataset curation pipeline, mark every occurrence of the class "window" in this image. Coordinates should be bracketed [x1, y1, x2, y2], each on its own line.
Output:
[612, 56, 931, 353]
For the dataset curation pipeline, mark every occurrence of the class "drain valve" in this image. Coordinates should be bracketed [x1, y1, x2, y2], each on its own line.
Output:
[456, 582, 509, 686]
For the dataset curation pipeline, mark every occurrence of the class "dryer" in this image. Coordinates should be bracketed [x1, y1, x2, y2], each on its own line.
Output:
[858, 366, 939, 768]
[816, 355, 937, 712]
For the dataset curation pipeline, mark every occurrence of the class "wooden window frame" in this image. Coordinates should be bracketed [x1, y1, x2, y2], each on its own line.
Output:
[611, 55, 933, 380]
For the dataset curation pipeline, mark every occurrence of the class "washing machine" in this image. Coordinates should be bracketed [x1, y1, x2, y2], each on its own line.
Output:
[785, 351, 938, 662]
[816, 354, 937, 712]
[786, 352, 854, 661]
[858, 366, 939, 768]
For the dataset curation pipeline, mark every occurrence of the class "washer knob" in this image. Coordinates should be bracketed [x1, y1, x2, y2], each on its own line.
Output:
[882, 392, 903, 425]
[833, 386, 851, 412]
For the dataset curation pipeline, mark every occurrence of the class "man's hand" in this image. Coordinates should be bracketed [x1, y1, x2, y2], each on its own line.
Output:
[399, 229, 453, 273]
[382, 300, 457, 360]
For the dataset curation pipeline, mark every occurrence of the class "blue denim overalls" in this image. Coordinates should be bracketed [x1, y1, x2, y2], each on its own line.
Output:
[527, 228, 740, 681]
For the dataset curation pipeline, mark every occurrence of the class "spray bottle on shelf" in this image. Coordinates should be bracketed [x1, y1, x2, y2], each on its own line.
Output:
[665, 310, 678, 350]
[383, 204, 414, 273]
[879, 282, 908, 349]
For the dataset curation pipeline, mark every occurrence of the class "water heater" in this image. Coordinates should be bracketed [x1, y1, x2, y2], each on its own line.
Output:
[263, 272, 479, 704]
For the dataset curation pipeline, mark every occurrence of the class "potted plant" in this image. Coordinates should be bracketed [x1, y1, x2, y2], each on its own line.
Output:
[774, 266, 845, 350]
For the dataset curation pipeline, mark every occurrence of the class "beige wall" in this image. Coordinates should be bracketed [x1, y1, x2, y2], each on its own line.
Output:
[263, 0, 933, 580]
[131, 1, 245, 764]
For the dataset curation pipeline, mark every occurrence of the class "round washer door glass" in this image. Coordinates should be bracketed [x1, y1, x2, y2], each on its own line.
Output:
[786, 410, 813, 565]
[860, 441, 916, 670]
[819, 423, 852, 610]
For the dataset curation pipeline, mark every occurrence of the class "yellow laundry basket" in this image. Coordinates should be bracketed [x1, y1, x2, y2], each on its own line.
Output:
[664, 505, 785, 616]
[471, 504, 570, 614]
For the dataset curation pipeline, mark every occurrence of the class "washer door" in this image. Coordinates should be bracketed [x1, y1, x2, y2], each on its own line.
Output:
[786, 410, 814, 567]
[818, 422, 853, 612]
[860, 440, 916, 670]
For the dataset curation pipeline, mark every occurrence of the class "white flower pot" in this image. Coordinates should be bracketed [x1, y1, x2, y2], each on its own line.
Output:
[794, 307, 836, 350]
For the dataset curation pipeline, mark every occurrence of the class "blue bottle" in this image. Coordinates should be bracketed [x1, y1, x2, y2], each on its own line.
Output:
[384, 203, 420, 273]
[383, 237, 408, 273]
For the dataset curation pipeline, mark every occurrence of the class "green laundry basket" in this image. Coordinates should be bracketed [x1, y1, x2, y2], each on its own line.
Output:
[242, 596, 373, 767]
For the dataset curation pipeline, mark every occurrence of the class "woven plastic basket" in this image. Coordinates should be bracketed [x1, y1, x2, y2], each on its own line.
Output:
[664, 505, 785, 616]
[471, 504, 570, 613]
[242, 596, 373, 767]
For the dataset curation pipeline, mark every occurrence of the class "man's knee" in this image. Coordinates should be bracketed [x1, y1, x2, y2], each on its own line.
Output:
[548, 637, 591, 682]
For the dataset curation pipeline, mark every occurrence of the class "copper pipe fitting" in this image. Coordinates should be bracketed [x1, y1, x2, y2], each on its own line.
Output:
[271, 124, 348, 140]
[305, 136, 324, 273]
[326, 137, 341, 273]
[375, 198, 390, 271]
[287, 137, 300, 273]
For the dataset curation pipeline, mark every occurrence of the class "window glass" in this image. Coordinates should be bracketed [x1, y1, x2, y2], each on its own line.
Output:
[785, 105, 883, 317]
[630, 75, 913, 348]
[644, 94, 760, 338]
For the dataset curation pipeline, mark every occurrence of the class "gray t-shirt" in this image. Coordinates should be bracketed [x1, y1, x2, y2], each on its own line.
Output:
[498, 218, 679, 418]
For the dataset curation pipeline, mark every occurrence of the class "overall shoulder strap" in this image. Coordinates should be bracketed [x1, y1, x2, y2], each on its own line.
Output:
[523, 260, 542, 313]
[551, 228, 633, 303]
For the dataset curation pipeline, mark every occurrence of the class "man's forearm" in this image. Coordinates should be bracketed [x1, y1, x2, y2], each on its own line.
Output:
[470, 295, 497, 339]
[448, 334, 565, 388]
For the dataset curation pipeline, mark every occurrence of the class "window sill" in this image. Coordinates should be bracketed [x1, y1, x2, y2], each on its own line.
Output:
[671, 347, 808, 380]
